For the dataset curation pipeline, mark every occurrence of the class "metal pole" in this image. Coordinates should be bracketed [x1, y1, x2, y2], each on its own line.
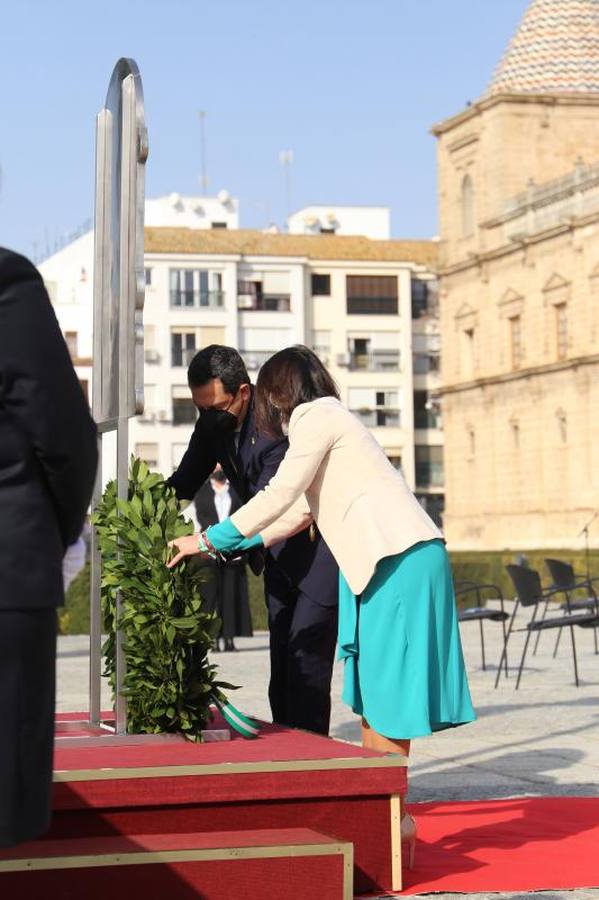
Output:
[113, 74, 138, 735]
[90, 107, 112, 728]
[199, 110, 208, 194]
[89, 438, 103, 726]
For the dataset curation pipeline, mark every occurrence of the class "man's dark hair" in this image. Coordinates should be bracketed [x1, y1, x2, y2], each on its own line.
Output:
[255, 345, 340, 437]
[187, 345, 250, 395]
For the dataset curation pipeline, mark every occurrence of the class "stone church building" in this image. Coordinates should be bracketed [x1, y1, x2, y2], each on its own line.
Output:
[434, 0, 599, 550]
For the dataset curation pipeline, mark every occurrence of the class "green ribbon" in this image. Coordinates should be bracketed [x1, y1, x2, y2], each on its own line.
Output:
[214, 698, 260, 739]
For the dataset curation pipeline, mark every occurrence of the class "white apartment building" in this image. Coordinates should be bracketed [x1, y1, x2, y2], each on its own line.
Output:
[39, 198, 444, 523]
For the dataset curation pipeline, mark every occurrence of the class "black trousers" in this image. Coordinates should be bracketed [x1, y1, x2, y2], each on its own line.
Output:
[0, 609, 57, 847]
[265, 567, 338, 736]
[200, 564, 253, 640]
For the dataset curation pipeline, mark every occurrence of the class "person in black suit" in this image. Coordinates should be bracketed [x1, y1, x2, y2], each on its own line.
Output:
[168, 345, 338, 735]
[0, 248, 98, 847]
[194, 469, 252, 651]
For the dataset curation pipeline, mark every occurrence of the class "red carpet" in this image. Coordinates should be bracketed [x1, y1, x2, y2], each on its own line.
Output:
[393, 798, 599, 895]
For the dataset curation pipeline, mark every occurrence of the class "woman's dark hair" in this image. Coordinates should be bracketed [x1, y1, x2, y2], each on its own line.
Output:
[255, 345, 340, 437]
[187, 345, 250, 395]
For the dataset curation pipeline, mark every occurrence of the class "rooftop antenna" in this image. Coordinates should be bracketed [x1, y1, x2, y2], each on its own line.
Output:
[279, 149, 293, 223]
[198, 110, 209, 195]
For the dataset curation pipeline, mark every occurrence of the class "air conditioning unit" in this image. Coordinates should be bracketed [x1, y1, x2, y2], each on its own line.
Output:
[336, 352, 351, 367]
[237, 294, 255, 309]
[144, 349, 161, 364]
[139, 411, 156, 424]
[157, 410, 171, 423]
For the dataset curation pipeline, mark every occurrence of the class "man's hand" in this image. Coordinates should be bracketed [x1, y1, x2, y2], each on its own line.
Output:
[167, 533, 208, 568]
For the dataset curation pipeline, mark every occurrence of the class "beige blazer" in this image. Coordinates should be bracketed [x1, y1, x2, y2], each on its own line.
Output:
[232, 397, 442, 595]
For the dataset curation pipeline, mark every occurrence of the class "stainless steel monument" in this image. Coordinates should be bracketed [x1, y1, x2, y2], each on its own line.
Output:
[90, 59, 148, 734]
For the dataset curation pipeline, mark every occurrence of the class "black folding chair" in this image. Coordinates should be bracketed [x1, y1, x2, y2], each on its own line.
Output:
[495, 564, 599, 690]
[455, 580, 509, 674]
[543, 558, 599, 656]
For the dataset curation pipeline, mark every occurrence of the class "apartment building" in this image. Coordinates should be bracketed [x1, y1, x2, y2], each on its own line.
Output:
[39, 199, 443, 523]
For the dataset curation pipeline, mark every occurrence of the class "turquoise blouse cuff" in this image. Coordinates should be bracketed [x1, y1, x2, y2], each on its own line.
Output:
[237, 533, 264, 551]
[205, 519, 263, 552]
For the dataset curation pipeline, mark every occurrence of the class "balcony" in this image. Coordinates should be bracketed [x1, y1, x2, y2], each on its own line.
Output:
[415, 462, 444, 488]
[172, 399, 197, 426]
[240, 350, 276, 371]
[351, 408, 401, 428]
[237, 294, 291, 312]
[349, 350, 400, 372]
[170, 290, 224, 309]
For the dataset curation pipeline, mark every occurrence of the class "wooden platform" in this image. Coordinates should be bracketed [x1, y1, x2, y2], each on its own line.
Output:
[0, 711, 408, 895]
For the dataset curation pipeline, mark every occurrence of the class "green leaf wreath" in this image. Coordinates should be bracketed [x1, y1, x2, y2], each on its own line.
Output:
[92, 457, 234, 739]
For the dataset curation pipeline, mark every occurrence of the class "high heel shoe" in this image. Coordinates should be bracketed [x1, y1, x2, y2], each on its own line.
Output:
[400, 813, 417, 870]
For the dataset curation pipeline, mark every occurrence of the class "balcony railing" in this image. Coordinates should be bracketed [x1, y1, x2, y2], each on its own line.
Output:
[347, 297, 398, 315]
[413, 353, 440, 375]
[240, 350, 276, 371]
[415, 462, 444, 488]
[237, 294, 291, 312]
[351, 408, 401, 428]
[349, 350, 400, 372]
[170, 290, 224, 309]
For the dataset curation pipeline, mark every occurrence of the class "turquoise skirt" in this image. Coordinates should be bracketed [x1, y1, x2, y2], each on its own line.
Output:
[338, 539, 476, 739]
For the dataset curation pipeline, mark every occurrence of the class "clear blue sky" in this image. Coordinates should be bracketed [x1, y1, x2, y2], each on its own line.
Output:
[0, 0, 528, 258]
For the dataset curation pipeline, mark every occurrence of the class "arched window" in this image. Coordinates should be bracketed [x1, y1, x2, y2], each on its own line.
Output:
[461, 174, 475, 237]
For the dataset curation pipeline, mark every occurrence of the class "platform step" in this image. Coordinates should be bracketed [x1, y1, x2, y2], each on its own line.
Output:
[0, 828, 353, 900]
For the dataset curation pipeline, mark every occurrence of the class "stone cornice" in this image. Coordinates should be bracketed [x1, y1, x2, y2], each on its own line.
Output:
[438, 209, 599, 277]
[447, 132, 480, 153]
[439, 352, 599, 396]
[431, 91, 599, 137]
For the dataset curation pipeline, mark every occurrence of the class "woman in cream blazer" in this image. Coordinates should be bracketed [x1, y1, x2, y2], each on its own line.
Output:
[169, 347, 475, 857]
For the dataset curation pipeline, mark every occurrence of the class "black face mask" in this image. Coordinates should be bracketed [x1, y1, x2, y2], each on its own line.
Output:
[201, 407, 238, 434]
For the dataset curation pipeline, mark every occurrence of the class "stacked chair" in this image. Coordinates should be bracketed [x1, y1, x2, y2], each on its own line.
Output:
[495, 562, 599, 690]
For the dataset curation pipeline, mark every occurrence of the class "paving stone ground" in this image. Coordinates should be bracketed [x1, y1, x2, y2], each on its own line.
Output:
[56, 604, 599, 898]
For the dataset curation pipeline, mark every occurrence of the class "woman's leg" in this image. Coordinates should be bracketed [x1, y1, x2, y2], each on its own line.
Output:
[362, 718, 410, 816]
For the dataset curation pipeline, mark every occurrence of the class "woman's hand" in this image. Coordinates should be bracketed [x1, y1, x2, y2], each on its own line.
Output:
[167, 534, 206, 568]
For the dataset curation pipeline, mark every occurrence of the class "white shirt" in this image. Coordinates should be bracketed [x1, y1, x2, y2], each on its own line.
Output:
[211, 481, 232, 522]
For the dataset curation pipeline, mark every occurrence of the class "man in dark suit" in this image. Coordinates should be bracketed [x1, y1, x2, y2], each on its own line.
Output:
[0, 248, 98, 846]
[194, 470, 253, 651]
[169, 345, 339, 735]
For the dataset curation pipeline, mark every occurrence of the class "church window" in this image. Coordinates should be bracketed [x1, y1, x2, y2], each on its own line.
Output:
[461, 174, 475, 237]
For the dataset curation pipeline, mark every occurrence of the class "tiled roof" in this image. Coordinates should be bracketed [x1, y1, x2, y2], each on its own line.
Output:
[487, 0, 599, 96]
[144, 227, 438, 266]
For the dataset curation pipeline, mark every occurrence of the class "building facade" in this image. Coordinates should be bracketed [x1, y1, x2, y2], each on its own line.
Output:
[39, 200, 443, 522]
[287, 205, 390, 239]
[434, 0, 599, 549]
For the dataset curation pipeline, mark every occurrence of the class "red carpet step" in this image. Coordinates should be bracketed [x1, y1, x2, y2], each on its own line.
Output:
[0, 828, 353, 900]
